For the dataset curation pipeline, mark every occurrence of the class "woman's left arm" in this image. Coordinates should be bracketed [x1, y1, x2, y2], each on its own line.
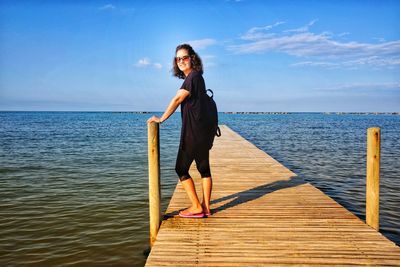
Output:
[147, 89, 190, 124]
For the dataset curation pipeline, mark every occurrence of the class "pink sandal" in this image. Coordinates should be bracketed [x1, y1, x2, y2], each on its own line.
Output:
[179, 210, 205, 218]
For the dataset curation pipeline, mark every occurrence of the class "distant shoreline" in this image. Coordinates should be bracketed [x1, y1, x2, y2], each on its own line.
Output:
[0, 111, 399, 115]
[223, 111, 400, 115]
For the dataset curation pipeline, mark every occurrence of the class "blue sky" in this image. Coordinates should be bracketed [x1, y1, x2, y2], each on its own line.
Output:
[0, 0, 399, 112]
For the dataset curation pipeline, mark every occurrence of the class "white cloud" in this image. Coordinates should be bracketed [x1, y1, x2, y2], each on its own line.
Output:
[343, 56, 400, 68]
[231, 31, 338, 56]
[136, 58, 151, 67]
[373, 37, 386, 43]
[247, 21, 286, 34]
[317, 82, 400, 92]
[292, 56, 400, 69]
[241, 21, 285, 40]
[135, 58, 162, 69]
[229, 21, 400, 69]
[186, 38, 217, 50]
[284, 19, 318, 33]
[338, 32, 350, 37]
[99, 4, 116, 11]
[98, 4, 136, 14]
[201, 55, 217, 68]
[291, 61, 339, 68]
[153, 63, 162, 69]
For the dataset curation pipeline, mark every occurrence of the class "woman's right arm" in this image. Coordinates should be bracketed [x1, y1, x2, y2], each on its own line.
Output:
[147, 89, 190, 124]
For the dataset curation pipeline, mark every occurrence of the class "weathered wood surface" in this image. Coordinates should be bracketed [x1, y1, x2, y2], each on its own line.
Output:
[148, 122, 161, 247]
[145, 125, 400, 266]
[366, 127, 381, 231]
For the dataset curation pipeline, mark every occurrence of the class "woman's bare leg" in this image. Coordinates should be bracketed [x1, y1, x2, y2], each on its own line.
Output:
[181, 178, 203, 214]
[202, 177, 212, 214]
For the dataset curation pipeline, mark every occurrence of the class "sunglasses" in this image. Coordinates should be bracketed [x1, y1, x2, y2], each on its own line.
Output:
[175, 55, 190, 63]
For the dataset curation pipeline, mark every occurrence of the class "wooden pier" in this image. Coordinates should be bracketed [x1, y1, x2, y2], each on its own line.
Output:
[145, 125, 400, 266]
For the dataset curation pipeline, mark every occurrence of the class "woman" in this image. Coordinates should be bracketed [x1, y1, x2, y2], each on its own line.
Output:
[147, 44, 214, 218]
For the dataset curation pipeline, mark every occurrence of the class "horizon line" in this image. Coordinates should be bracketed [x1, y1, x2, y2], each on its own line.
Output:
[1, 110, 399, 114]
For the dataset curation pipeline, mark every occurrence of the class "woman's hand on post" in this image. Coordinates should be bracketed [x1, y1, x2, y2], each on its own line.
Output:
[147, 116, 162, 124]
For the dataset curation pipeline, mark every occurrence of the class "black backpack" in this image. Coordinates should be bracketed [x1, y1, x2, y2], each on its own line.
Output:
[205, 89, 221, 138]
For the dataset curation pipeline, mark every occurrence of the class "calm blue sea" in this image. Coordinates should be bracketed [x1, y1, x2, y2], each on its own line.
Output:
[0, 111, 399, 266]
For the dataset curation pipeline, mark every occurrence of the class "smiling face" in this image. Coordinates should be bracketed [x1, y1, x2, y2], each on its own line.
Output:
[175, 49, 192, 76]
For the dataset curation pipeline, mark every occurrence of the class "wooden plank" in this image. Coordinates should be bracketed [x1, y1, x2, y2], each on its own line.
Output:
[145, 125, 400, 266]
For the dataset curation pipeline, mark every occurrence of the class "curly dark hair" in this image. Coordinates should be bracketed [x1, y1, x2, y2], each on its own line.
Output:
[172, 44, 203, 79]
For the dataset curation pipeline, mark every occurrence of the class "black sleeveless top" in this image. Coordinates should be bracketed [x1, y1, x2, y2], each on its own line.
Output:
[179, 71, 214, 156]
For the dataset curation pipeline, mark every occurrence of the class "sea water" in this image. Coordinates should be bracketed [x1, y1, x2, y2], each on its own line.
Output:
[0, 112, 399, 266]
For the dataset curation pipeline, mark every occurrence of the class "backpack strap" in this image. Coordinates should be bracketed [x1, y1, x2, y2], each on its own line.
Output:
[206, 88, 221, 137]
[216, 126, 221, 137]
[206, 89, 214, 98]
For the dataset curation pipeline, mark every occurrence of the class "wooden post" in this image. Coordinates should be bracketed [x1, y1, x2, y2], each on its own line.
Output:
[366, 127, 380, 231]
[148, 122, 161, 247]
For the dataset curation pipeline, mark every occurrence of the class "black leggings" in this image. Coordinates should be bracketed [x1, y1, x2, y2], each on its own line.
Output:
[175, 148, 211, 181]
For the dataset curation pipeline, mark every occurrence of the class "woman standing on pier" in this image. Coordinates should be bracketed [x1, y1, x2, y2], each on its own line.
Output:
[147, 44, 213, 218]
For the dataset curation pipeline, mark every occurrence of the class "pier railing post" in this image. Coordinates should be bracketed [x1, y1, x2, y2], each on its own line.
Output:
[366, 127, 380, 231]
[148, 122, 161, 247]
